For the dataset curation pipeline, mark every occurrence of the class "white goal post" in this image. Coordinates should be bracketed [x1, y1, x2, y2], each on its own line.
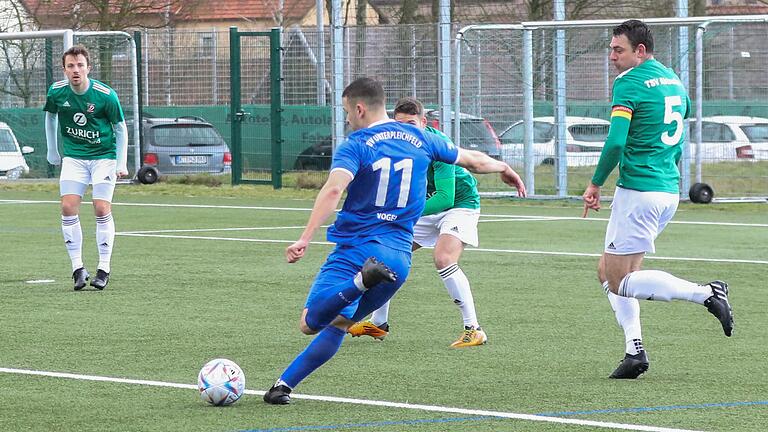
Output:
[0, 29, 140, 180]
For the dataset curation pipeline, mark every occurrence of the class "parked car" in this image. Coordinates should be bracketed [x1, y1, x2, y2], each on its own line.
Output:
[0, 121, 33, 180]
[499, 116, 610, 167]
[689, 116, 768, 161]
[294, 136, 332, 171]
[293, 109, 502, 171]
[136, 116, 231, 184]
[422, 109, 502, 160]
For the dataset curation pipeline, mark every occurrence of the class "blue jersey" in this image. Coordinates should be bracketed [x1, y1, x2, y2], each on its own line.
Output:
[328, 120, 460, 252]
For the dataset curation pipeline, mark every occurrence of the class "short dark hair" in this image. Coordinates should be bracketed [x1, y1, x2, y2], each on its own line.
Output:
[393, 97, 424, 117]
[62, 45, 91, 67]
[613, 19, 654, 53]
[342, 77, 385, 108]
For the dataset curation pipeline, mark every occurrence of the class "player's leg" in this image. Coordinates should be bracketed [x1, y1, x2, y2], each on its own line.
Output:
[90, 160, 117, 289]
[600, 252, 648, 378]
[59, 157, 89, 290]
[348, 300, 391, 340]
[301, 245, 397, 335]
[617, 268, 733, 336]
[266, 244, 408, 404]
[433, 209, 485, 347]
[348, 224, 430, 340]
[349, 250, 408, 339]
[264, 314, 354, 404]
[606, 189, 733, 336]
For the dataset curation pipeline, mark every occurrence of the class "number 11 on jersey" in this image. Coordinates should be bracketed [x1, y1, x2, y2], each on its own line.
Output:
[372, 157, 413, 208]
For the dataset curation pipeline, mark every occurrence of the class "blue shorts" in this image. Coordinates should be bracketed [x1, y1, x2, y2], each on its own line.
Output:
[305, 241, 412, 321]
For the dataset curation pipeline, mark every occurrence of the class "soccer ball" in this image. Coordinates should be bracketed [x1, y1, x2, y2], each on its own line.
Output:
[197, 358, 246, 406]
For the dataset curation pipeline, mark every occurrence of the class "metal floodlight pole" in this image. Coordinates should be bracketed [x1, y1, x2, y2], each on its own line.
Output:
[316, 0, 327, 106]
[522, 29, 535, 195]
[438, 0, 452, 139]
[452, 30, 462, 145]
[553, 0, 567, 198]
[331, 0, 345, 152]
[676, 0, 691, 196]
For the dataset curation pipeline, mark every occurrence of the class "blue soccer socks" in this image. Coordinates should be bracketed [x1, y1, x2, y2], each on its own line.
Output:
[280, 325, 346, 388]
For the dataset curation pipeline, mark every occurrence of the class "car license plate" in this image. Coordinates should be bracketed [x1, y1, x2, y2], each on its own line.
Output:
[176, 155, 208, 164]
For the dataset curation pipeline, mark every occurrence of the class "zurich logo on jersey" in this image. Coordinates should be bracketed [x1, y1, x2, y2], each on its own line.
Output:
[73, 113, 88, 126]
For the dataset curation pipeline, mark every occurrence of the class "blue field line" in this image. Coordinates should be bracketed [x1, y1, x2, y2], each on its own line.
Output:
[241, 400, 768, 432]
[239, 416, 499, 432]
[536, 400, 768, 417]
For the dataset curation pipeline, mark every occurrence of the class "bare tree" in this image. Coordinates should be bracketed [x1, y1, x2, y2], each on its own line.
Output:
[0, 0, 43, 107]
[399, 0, 418, 24]
[25, 0, 196, 31]
[354, 0, 367, 77]
[24, 0, 200, 85]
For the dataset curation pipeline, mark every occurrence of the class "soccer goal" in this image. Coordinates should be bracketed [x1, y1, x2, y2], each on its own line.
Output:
[0, 29, 140, 180]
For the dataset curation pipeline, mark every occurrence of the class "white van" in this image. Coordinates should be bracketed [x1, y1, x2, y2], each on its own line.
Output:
[499, 116, 610, 167]
[0, 122, 33, 180]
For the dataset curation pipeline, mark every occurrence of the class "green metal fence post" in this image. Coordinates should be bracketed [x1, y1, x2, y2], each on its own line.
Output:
[229, 26, 242, 185]
[270, 27, 283, 189]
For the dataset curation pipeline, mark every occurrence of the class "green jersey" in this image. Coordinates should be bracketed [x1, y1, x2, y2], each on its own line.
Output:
[594, 59, 691, 193]
[43, 78, 124, 160]
[423, 126, 480, 216]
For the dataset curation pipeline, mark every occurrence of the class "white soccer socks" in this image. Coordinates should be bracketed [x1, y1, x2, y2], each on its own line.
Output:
[439, 264, 479, 328]
[370, 300, 391, 327]
[96, 213, 115, 273]
[606, 288, 643, 355]
[62, 215, 83, 272]
[619, 270, 713, 305]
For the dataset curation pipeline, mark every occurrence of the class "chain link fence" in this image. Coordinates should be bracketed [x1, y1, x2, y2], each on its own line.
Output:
[1, 20, 766, 198]
[456, 19, 768, 198]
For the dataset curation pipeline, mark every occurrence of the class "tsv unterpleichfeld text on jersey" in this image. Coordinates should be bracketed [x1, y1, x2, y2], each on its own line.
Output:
[365, 131, 423, 148]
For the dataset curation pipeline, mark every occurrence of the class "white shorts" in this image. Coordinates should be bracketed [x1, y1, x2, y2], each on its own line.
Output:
[413, 208, 480, 248]
[60, 157, 117, 201]
[604, 187, 679, 255]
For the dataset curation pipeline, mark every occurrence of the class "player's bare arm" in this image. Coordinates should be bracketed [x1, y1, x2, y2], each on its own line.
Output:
[286, 170, 352, 263]
[456, 149, 527, 197]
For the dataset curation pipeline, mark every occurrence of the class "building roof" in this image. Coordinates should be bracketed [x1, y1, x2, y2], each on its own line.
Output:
[21, 0, 317, 22]
[191, 0, 316, 21]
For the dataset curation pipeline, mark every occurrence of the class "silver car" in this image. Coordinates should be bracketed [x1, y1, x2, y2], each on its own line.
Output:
[137, 116, 231, 183]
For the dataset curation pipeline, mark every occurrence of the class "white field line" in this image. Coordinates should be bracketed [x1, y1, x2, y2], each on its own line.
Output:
[119, 225, 323, 235]
[0, 199, 313, 212]
[117, 232, 332, 245]
[115, 233, 768, 265]
[479, 213, 768, 228]
[479, 217, 561, 223]
[0, 367, 702, 432]
[2, 199, 765, 228]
